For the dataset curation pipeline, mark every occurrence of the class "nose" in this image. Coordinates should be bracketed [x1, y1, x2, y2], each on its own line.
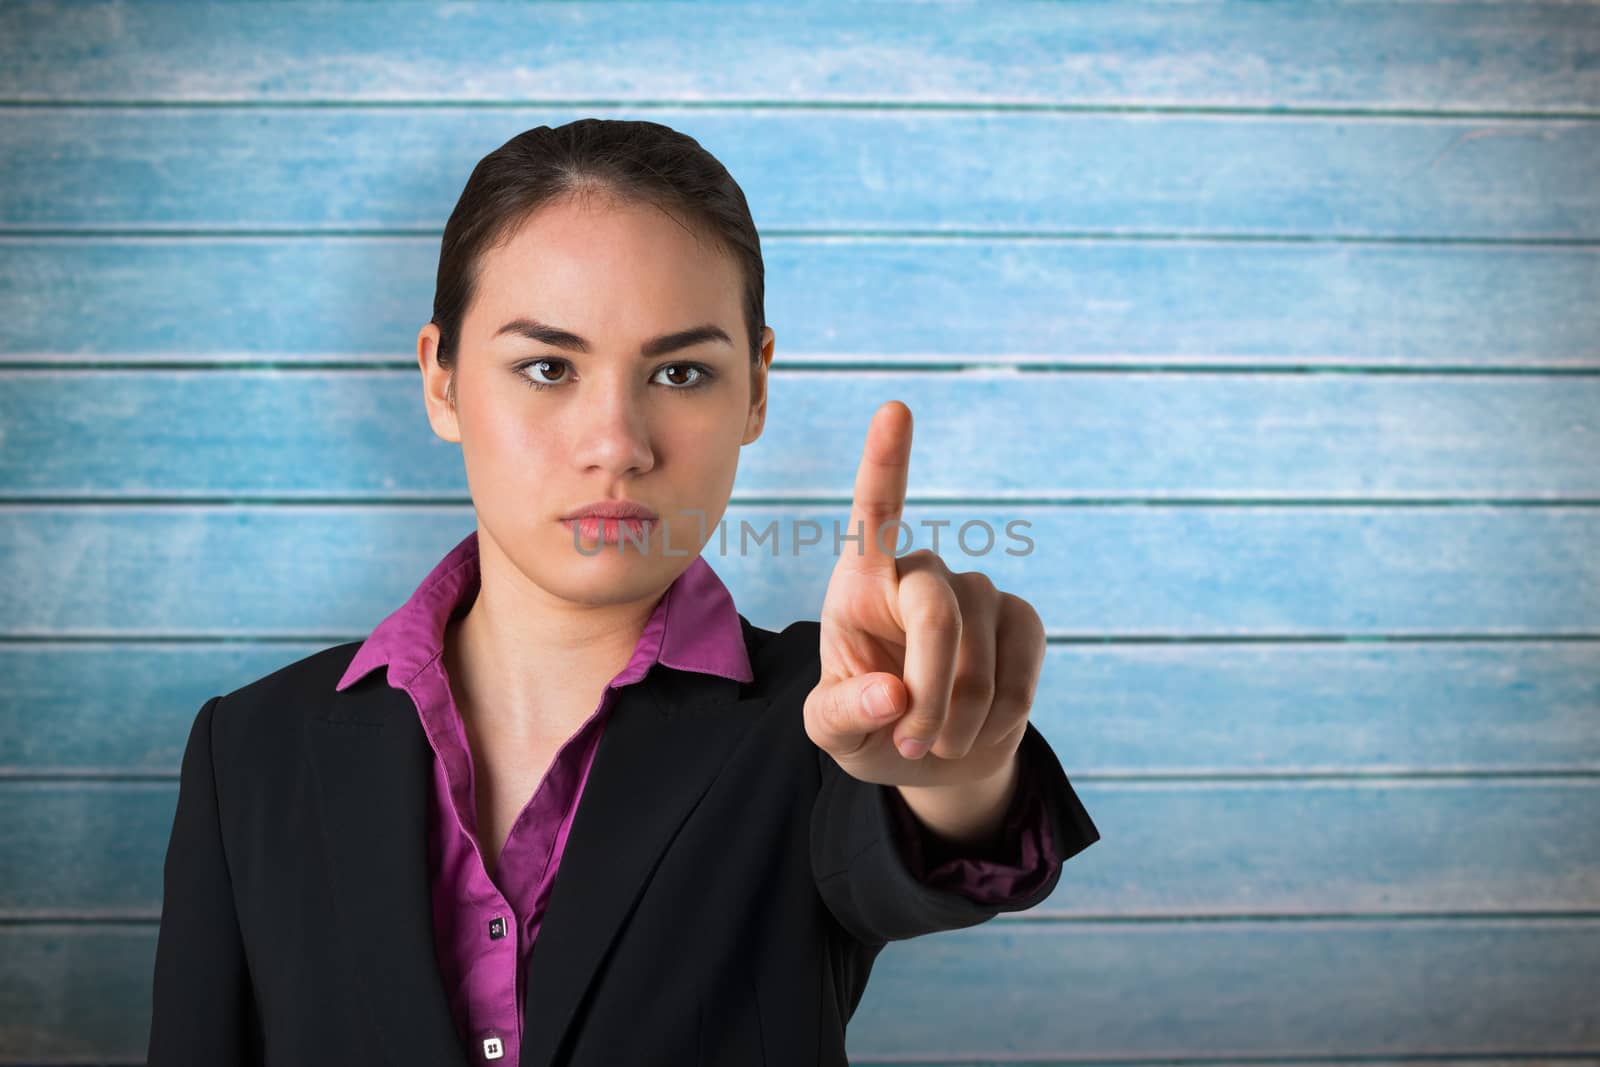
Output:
[567, 379, 656, 479]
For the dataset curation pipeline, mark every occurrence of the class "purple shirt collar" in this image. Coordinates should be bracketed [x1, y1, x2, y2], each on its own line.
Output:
[335, 528, 754, 693]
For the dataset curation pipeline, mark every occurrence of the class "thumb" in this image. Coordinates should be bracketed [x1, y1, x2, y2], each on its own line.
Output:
[805, 672, 907, 758]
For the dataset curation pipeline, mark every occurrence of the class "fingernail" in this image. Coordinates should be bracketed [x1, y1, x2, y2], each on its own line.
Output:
[865, 683, 896, 719]
[898, 736, 930, 759]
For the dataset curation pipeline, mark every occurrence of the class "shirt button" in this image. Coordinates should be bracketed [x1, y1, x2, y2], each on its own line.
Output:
[488, 916, 506, 940]
[482, 1035, 504, 1060]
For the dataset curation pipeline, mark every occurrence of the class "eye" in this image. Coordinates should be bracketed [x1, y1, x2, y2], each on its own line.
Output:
[518, 358, 570, 391]
[653, 362, 716, 392]
[514, 358, 716, 394]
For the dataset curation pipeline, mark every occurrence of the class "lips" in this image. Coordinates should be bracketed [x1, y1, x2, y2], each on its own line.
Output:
[559, 501, 659, 521]
[561, 513, 655, 546]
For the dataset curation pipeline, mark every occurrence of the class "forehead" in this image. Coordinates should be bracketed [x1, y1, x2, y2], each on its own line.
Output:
[469, 195, 742, 335]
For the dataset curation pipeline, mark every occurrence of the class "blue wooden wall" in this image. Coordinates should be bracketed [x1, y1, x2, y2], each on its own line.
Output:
[2, 2, 1598, 1062]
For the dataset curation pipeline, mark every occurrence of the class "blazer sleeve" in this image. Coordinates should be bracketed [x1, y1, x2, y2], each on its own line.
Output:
[882, 737, 1062, 904]
[147, 694, 263, 1066]
[810, 718, 1100, 947]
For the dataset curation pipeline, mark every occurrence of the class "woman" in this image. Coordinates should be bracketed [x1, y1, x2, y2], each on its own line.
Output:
[146, 118, 1100, 1067]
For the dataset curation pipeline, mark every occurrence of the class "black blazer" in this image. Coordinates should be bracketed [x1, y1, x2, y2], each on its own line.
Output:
[147, 616, 1101, 1067]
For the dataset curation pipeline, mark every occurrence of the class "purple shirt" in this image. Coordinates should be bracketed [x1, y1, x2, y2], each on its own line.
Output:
[335, 529, 1058, 1064]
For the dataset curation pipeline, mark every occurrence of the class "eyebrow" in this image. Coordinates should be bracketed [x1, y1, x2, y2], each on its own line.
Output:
[493, 317, 735, 358]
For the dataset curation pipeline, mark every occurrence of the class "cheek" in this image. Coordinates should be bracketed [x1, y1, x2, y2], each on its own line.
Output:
[676, 393, 750, 446]
[460, 405, 557, 496]
[483, 401, 554, 455]
[662, 415, 738, 470]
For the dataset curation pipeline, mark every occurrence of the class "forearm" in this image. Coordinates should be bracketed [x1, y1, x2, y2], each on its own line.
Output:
[893, 749, 1021, 850]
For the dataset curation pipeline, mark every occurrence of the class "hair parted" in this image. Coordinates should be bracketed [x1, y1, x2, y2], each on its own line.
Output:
[429, 118, 767, 408]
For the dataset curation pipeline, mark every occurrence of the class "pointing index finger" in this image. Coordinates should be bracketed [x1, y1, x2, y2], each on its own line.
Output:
[840, 400, 913, 580]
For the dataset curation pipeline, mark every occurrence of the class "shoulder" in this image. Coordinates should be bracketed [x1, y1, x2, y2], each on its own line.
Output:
[224, 640, 363, 705]
[205, 640, 365, 766]
[738, 615, 822, 699]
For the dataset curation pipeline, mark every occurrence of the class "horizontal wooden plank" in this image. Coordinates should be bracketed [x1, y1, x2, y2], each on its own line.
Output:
[4, 919, 1598, 1061]
[6, 641, 1597, 776]
[5, 776, 1599, 917]
[3, 506, 1596, 637]
[853, 919, 1600, 1056]
[0, 925, 153, 1062]
[4, 109, 1595, 239]
[6, 370, 1598, 499]
[2, 239, 1595, 367]
[1, 2, 1594, 111]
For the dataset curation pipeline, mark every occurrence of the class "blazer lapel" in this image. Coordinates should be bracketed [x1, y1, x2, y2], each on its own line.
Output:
[517, 665, 772, 1067]
[307, 680, 471, 1067]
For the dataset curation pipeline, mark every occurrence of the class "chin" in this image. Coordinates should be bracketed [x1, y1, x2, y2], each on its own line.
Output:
[539, 559, 676, 610]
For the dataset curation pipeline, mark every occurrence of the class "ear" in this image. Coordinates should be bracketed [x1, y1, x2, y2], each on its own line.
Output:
[743, 326, 775, 444]
[418, 322, 462, 444]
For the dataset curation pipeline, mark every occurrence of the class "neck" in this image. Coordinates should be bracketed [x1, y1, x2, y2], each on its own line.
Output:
[443, 530, 667, 745]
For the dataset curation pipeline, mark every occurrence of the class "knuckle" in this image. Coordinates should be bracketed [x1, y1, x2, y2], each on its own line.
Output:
[952, 668, 996, 708]
[805, 690, 842, 738]
[921, 578, 964, 620]
[1000, 718, 1031, 748]
[1001, 591, 1044, 637]
[994, 680, 1036, 716]
[801, 697, 826, 745]
[914, 599, 963, 638]
[954, 569, 998, 599]
[902, 708, 946, 740]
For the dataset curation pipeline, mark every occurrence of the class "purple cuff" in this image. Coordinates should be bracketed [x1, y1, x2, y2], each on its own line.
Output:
[884, 750, 1062, 904]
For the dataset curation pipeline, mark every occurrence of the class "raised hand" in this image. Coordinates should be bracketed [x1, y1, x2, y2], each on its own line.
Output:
[802, 401, 1046, 791]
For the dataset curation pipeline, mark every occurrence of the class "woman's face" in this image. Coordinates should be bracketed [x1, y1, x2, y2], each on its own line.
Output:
[418, 192, 773, 607]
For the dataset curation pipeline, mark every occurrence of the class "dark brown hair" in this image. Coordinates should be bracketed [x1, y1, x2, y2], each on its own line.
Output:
[429, 118, 766, 407]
